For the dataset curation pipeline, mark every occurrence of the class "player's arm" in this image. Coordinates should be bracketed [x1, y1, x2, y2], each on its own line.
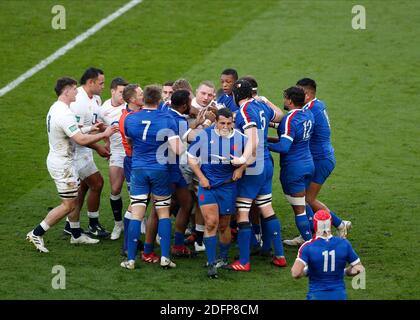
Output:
[268, 116, 294, 153]
[231, 126, 258, 166]
[344, 241, 364, 277]
[345, 262, 365, 277]
[71, 125, 118, 146]
[168, 136, 185, 155]
[187, 152, 210, 189]
[256, 96, 284, 123]
[291, 259, 307, 279]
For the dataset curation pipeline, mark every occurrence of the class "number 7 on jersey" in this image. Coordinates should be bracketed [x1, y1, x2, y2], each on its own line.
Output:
[142, 120, 151, 140]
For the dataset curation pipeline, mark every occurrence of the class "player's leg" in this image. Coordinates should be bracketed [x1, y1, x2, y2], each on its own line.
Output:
[65, 179, 88, 235]
[150, 170, 175, 268]
[109, 164, 125, 240]
[249, 203, 262, 253]
[200, 196, 219, 278]
[84, 170, 109, 237]
[142, 204, 160, 263]
[172, 183, 194, 257]
[120, 168, 148, 270]
[307, 158, 351, 237]
[217, 215, 231, 267]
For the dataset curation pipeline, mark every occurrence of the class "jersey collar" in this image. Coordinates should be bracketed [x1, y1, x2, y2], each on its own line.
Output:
[239, 98, 254, 108]
[169, 107, 187, 118]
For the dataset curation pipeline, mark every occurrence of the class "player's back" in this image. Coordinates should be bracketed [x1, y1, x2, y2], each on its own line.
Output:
[278, 108, 314, 166]
[124, 109, 176, 170]
[254, 99, 275, 160]
[304, 99, 334, 160]
[299, 236, 355, 292]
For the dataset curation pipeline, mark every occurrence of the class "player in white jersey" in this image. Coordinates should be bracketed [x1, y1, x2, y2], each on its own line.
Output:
[65, 67, 110, 238]
[97, 78, 129, 240]
[26, 77, 118, 253]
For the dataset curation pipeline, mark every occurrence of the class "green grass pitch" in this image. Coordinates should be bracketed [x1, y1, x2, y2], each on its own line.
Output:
[0, 0, 419, 299]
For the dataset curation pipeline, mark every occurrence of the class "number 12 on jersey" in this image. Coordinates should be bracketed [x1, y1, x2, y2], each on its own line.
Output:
[142, 120, 151, 140]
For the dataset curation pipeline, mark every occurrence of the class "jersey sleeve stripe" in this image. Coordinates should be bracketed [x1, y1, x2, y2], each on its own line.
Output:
[350, 258, 361, 266]
[168, 135, 180, 141]
[280, 134, 293, 142]
[182, 128, 192, 141]
[186, 151, 198, 159]
[296, 257, 308, 267]
[284, 109, 298, 137]
[240, 100, 252, 125]
[242, 122, 257, 130]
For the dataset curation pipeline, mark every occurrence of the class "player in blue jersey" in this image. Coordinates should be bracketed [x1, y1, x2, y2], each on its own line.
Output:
[291, 210, 364, 300]
[284, 79, 351, 246]
[120, 85, 184, 270]
[239, 76, 285, 255]
[188, 108, 247, 278]
[166, 90, 196, 257]
[217, 68, 239, 113]
[228, 79, 286, 271]
[269, 86, 315, 244]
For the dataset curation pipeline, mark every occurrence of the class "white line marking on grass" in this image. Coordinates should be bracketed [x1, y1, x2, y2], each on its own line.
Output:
[0, 0, 142, 98]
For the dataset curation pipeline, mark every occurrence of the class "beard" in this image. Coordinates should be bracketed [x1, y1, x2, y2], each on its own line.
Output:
[219, 128, 231, 137]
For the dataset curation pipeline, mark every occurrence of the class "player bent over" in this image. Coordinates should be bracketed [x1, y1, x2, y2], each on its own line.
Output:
[291, 210, 364, 300]
[188, 108, 246, 278]
[27, 77, 118, 252]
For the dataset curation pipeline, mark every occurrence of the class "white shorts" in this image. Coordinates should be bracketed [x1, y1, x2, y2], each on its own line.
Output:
[74, 154, 99, 180]
[109, 152, 125, 168]
[179, 163, 199, 194]
[47, 162, 80, 199]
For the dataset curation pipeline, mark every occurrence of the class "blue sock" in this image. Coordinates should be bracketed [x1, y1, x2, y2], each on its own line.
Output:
[127, 219, 141, 261]
[295, 213, 312, 241]
[238, 222, 251, 265]
[174, 231, 184, 246]
[144, 242, 153, 255]
[330, 211, 343, 228]
[158, 218, 171, 258]
[123, 216, 131, 251]
[219, 242, 231, 259]
[265, 216, 284, 257]
[306, 205, 315, 233]
[203, 236, 217, 265]
[261, 218, 272, 253]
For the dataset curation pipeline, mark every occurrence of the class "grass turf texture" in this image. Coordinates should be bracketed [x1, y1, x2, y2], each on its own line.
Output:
[0, 0, 419, 299]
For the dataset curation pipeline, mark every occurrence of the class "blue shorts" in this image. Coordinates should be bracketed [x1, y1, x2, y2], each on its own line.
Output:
[280, 161, 314, 195]
[312, 158, 336, 185]
[130, 168, 170, 197]
[169, 166, 188, 191]
[237, 157, 273, 199]
[198, 183, 237, 215]
[123, 156, 132, 192]
[307, 289, 347, 300]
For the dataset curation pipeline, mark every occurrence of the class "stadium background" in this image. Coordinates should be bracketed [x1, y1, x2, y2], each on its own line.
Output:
[0, 0, 418, 299]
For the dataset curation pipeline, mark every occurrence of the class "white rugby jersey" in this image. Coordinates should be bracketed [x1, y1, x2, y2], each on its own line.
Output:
[70, 87, 101, 157]
[46, 100, 80, 166]
[98, 99, 125, 154]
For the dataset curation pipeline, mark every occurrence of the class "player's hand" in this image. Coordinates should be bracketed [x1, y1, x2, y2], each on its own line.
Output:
[350, 264, 365, 276]
[104, 125, 119, 137]
[92, 121, 106, 132]
[204, 110, 216, 123]
[189, 106, 200, 118]
[95, 144, 111, 159]
[232, 167, 245, 181]
[230, 155, 246, 166]
[199, 177, 210, 189]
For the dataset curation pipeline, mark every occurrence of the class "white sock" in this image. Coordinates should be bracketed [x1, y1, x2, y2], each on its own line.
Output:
[40, 220, 50, 232]
[87, 211, 99, 218]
